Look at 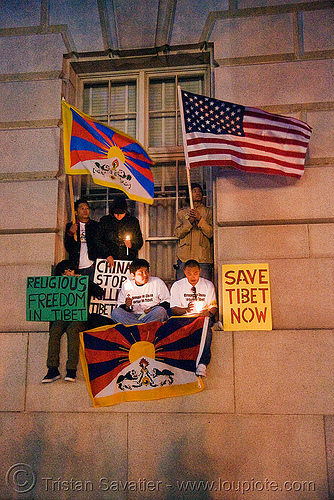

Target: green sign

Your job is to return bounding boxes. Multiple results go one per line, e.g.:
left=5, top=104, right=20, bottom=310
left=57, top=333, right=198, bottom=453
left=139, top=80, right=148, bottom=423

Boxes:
left=26, top=275, right=89, bottom=322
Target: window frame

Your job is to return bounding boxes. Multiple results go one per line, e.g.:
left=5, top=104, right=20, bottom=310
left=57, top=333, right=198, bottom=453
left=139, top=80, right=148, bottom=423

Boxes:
left=66, top=47, right=213, bottom=276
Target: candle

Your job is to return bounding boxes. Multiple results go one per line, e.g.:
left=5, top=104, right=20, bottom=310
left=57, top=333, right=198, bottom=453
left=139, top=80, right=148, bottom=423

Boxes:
left=125, top=234, right=131, bottom=256
left=194, top=301, right=203, bottom=314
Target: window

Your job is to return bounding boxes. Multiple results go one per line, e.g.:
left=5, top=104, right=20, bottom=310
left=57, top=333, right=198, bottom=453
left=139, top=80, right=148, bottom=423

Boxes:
left=149, top=76, right=204, bottom=148
left=73, top=47, right=213, bottom=285
left=83, top=81, right=137, bottom=136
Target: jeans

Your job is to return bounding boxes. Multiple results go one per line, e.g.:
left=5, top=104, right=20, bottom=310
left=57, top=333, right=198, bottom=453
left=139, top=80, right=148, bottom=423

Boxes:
left=111, top=305, right=168, bottom=325
left=46, top=320, right=87, bottom=370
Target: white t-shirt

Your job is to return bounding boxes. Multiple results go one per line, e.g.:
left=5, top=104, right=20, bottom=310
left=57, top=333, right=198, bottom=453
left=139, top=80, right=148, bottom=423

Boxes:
left=170, top=277, right=217, bottom=314
left=79, top=221, right=94, bottom=269
left=117, top=276, right=170, bottom=314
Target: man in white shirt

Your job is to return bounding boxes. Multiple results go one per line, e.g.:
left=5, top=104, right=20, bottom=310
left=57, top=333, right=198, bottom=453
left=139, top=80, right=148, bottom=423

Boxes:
left=111, top=259, right=170, bottom=324
left=170, top=259, right=217, bottom=377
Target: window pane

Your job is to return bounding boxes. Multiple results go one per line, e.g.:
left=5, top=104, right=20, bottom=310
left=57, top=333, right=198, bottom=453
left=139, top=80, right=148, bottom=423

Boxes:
left=151, top=161, right=177, bottom=195
left=149, top=240, right=178, bottom=286
left=110, top=82, right=136, bottom=115
left=177, top=114, right=183, bottom=146
left=149, top=81, right=162, bottom=111
left=149, top=78, right=176, bottom=147
left=178, top=162, right=205, bottom=192
left=128, top=84, right=136, bottom=113
left=84, top=81, right=136, bottom=125
left=83, top=83, right=109, bottom=117
left=110, top=118, right=136, bottom=135
left=149, top=75, right=204, bottom=149
left=149, top=197, right=176, bottom=238
left=164, top=80, right=175, bottom=110
left=178, top=76, right=204, bottom=95
left=165, top=116, right=175, bottom=146
left=127, top=119, right=136, bottom=137
left=149, top=117, right=162, bottom=147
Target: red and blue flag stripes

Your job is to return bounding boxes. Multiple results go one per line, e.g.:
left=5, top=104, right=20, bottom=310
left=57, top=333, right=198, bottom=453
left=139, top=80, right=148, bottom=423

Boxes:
left=62, top=100, right=154, bottom=204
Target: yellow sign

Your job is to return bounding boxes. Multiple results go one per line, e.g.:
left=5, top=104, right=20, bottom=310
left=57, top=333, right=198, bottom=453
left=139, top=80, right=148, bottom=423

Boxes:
left=222, top=263, right=272, bottom=331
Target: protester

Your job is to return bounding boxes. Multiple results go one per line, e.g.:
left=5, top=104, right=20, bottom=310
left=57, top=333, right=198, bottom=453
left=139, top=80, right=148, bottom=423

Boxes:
left=64, top=198, right=99, bottom=280
left=170, top=259, right=217, bottom=377
left=42, top=260, right=104, bottom=384
left=174, top=183, right=213, bottom=281
left=96, top=197, right=143, bottom=268
left=111, top=258, right=170, bottom=325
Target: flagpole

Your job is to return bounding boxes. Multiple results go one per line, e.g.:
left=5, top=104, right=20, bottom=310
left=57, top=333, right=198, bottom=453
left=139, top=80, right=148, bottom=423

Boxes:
left=68, top=175, right=77, bottom=241
left=177, top=86, right=193, bottom=209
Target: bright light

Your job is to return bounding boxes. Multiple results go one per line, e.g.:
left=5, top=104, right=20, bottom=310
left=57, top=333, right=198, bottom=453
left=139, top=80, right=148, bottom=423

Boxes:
left=124, top=279, right=134, bottom=292
left=193, top=301, right=203, bottom=314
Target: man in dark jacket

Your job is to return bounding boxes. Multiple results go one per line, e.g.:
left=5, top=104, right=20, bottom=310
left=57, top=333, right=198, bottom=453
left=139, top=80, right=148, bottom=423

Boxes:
left=96, top=197, right=143, bottom=268
left=64, top=198, right=99, bottom=279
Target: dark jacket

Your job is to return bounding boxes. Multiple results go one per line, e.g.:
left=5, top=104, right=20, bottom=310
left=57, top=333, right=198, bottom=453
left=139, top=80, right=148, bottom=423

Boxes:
left=64, top=219, right=99, bottom=267
left=96, top=212, right=143, bottom=261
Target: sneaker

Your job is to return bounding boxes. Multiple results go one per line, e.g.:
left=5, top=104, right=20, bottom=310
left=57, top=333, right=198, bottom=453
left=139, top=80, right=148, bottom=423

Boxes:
left=196, top=363, right=207, bottom=377
left=42, top=368, right=61, bottom=383
left=212, top=321, right=223, bottom=331
left=64, top=369, right=76, bottom=382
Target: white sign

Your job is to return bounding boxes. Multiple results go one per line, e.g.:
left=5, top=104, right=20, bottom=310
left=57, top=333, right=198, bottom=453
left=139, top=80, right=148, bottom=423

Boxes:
left=90, top=259, right=132, bottom=317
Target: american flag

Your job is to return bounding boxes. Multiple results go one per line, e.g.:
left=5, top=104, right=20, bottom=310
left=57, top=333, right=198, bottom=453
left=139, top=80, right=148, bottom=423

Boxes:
left=179, top=89, right=312, bottom=178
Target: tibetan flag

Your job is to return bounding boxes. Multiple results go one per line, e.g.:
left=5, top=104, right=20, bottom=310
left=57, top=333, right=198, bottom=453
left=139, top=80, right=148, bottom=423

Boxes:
left=80, top=316, right=208, bottom=407
left=178, top=88, right=312, bottom=178
left=61, top=100, right=154, bottom=204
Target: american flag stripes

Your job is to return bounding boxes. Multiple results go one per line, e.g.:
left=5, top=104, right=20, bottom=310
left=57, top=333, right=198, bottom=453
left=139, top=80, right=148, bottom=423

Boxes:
left=179, top=89, right=312, bottom=178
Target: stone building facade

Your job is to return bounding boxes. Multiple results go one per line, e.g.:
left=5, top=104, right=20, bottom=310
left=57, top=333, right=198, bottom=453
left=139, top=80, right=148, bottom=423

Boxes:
left=0, top=1, right=333, bottom=498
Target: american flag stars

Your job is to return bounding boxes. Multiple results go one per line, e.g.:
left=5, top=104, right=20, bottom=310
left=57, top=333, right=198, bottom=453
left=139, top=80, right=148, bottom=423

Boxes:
left=182, top=91, right=245, bottom=136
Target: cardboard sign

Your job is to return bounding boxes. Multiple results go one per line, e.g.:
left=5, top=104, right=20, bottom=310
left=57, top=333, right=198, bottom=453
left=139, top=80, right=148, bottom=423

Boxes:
left=26, top=275, right=89, bottom=322
left=222, top=263, right=272, bottom=331
left=89, top=259, right=132, bottom=317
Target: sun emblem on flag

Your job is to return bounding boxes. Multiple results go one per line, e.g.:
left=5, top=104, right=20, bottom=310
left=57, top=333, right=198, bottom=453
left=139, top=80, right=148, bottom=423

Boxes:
left=69, top=109, right=154, bottom=188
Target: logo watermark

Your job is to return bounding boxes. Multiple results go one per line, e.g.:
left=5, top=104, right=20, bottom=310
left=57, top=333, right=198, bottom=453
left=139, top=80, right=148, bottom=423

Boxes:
left=6, top=463, right=36, bottom=493
left=4, top=467, right=316, bottom=496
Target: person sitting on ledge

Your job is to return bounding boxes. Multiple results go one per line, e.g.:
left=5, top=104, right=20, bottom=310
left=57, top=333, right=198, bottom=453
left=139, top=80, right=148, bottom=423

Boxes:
left=111, top=258, right=170, bottom=325
left=170, top=259, right=217, bottom=378
left=42, top=260, right=104, bottom=384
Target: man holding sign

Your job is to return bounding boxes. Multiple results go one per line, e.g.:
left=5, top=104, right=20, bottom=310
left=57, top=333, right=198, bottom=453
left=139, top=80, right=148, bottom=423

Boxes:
left=41, top=260, right=104, bottom=384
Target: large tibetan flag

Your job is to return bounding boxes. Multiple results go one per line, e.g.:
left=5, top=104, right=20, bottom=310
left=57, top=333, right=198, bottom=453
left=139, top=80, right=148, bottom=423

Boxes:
left=61, top=100, right=154, bottom=204
left=80, top=316, right=208, bottom=407
left=178, top=88, right=312, bottom=178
